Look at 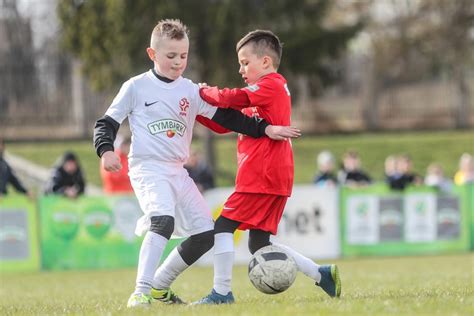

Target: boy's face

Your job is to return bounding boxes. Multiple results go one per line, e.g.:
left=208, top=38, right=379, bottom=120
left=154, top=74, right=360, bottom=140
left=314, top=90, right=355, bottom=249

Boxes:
left=147, top=37, right=189, bottom=80
left=237, top=44, right=273, bottom=85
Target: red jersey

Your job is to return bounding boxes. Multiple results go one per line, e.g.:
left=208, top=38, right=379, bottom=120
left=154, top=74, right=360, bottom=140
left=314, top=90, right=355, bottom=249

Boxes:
left=199, top=72, right=294, bottom=196
left=100, top=150, right=134, bottom=194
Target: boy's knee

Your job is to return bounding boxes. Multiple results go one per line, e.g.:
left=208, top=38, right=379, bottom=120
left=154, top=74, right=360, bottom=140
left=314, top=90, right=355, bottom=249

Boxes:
left=149, top=215, right=174, bottom=239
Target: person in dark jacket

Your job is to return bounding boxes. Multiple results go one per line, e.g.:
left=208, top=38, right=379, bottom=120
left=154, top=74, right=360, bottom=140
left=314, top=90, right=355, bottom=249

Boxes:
left=184, top=149, right=215, bottom=193
left=337, top=151, right=372, bottom=187
left=0, top=139, right=31, bottom=197
left=45, top=151, right=85, bottom=198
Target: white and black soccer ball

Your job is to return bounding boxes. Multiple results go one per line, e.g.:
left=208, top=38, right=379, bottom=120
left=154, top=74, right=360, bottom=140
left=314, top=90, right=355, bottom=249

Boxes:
left=248, top=245, right=297, bottom=294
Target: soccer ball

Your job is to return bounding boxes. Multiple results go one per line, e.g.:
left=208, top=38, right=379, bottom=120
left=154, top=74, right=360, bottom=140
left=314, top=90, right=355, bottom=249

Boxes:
left=248, top=245, right=297, bottom=294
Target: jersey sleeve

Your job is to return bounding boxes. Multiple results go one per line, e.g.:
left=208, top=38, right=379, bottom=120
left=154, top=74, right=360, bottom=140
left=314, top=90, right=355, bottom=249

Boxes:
left=241, top=78, right=276, bottom=108
left=199, top=86, right=251, bottom=110
left=196, top=94, right=218, bottom=119
left=105, top=80, right=135, bottom=123
left=196, top=115, right=231, bottom=134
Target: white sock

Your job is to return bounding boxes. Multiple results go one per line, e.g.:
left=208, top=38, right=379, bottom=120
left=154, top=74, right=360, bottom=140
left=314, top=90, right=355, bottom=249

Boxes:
left=152, top=247, right=189, bottom=290
left=135, top=231, right=168, bottom=295
left=213, top=233, right=234, bottom=295
left=273, top=242, right=322, bottom=283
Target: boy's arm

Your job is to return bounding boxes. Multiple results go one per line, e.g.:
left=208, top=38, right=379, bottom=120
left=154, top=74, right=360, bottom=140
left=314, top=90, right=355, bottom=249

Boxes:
left=94, top=115, right=123, bottom=172
left=209, top=108, right=269, bottom=137
left=199, top=87, right=251, bottom=110
left=94, top=115, right=120, bottom=157
left=196, top=115, right=232, bottom=134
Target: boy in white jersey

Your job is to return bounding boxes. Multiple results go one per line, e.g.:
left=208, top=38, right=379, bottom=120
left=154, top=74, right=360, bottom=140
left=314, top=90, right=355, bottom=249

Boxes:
left=93, top=19, right=300, bottom=308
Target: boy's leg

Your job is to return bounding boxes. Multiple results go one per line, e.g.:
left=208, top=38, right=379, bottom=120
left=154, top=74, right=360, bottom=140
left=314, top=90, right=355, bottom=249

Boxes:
left=213, top=216, right=240, bottom=296
left=152, top=171, right=215, bottom=303
left=247, top=229, right=340, bottom=298
left=270, top=242, right=321, bottom=282
left=271, top=242, right=341, bottom=298
left=152, top=229, right=214, bottom=293
left=128, top=215, right=174, bottom=307
left=248, top=229, right=272, bottom=254
left=192, top=215, right=240, bottom=304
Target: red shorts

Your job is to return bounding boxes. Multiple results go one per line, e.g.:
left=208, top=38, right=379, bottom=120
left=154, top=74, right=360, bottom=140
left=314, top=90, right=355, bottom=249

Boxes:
left=221, top=192, right=288, bottom=235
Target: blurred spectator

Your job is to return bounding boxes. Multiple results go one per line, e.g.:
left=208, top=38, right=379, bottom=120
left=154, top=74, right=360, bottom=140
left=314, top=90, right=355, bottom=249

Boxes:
left=184, top=149, right=215, bottom=193
left=337, top=150, right=371, bottom=187
left=454, top=153, right=474, bottom=185
left=313, top=150, right=338, bottom=187
left=387, top=154, right=422, bottom=191
left=100, top=135, right=133, bottom=194
left=424, top=163, right=453, bottom=192
left=0, top=139, right=32, bottom=198
left=384, top=155, right=399, bottom=185
left=45, top=151, right=85, bottom=198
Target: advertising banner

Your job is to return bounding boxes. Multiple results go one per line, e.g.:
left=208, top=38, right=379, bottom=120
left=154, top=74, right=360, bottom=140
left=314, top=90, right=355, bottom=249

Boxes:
left=341, top=185, right=470, bottom=257
left=0, top=194, right=40, bottom=272
left=39, top=195, right=149, bottom=270
left=197, top=186, right=340, bottom=265
left=468, top=184, right=474, bottom=249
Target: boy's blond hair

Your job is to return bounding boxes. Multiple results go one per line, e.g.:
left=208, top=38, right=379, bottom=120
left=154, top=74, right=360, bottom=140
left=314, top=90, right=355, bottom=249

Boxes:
left=150, top=19, right=189, bottom=50
left=236, top=30, right=283, bottom=69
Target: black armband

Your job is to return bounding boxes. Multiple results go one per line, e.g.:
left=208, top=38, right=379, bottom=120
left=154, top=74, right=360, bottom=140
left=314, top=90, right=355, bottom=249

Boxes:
left=211, top=108, right=269, bottom=138
left=93, top=115, right=120, bottom=157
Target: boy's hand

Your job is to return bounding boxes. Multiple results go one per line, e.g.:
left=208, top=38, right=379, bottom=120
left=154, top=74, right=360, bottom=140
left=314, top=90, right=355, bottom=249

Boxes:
left=198, top=82, right=209, bottom=89
left=265, top=125, right=301, bottom=140
left=101, top=151, right=122, bottom=172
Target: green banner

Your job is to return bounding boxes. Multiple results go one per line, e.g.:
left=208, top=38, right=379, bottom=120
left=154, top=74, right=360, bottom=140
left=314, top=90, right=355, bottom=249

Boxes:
left=0, top=194, right=40, bottom=272
left=340, top=184, right=470, bottom=257
left=39, top=195, right=183, bottom=270
left=468, top=184, right=474, bottom=250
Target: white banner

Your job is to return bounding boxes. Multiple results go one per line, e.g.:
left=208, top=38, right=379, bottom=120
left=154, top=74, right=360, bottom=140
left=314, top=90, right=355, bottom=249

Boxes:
left=346, top=195, right=379, bottom=245
left=196, top=185, right=340, bottom=266
left=404, top=193, right=437, bottom=242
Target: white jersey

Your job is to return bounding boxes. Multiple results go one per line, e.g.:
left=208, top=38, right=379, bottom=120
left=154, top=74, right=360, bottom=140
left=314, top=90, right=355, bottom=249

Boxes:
left=105, top=70, right=217, bottom=165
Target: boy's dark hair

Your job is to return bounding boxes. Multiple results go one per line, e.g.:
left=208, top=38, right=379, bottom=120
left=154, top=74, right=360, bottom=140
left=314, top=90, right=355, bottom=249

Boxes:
left=236, top=30, right=283, bottom=69
left=151, top=19, right=189, bottom=49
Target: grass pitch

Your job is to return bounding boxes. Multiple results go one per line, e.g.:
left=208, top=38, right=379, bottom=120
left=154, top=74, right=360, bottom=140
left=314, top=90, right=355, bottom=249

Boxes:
left=1, top=253, right=472, bottom=315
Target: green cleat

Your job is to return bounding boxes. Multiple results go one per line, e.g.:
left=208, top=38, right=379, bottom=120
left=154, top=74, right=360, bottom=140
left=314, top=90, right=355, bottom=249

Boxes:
left=316, top=264, right=341, bottom=298
left=126, top=292, right=152, bottom=308
left=151, top=287, right=186, bottom=304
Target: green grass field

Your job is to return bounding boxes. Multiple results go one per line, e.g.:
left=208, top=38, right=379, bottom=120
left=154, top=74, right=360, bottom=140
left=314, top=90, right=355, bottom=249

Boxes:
left=0, top=254, right=472, bottom=315
left=5, top=130, right=474, bottom=188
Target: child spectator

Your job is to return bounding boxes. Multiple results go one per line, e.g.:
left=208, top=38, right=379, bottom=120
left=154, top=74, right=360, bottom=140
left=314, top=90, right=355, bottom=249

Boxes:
left=424, top=163, right=453, bottom=193
left=100, top=135, right=134, bottom=194
left=337, top=150, right=371, bottom=187
left=313, top=150, right=338, bottom=187
left=44, top=151, right=85, bottom=198
left=184, top=148, right=215, bottom=193
left=0, top=138, right=32, bottom=198
left=454, top=153, right=474, bottom=185
left=387, top=154, right=422, bottom=191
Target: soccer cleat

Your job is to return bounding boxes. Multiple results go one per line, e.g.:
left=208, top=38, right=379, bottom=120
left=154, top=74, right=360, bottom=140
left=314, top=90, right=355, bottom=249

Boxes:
left=316, top=264, right=341, bottom=298
left=192, top=289, right=235, bottom=305
left=126, top=292, right=152, bottom=308
left=150, top=287, right=186, bottom=304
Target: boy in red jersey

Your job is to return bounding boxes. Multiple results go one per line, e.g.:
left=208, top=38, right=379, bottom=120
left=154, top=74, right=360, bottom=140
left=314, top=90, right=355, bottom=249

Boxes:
left=194, top=30, right=341, bottom=304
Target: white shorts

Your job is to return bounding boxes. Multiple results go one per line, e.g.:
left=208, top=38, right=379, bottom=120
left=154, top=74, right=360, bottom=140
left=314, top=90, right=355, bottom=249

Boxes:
left=129, top=159, right=214, bottom=238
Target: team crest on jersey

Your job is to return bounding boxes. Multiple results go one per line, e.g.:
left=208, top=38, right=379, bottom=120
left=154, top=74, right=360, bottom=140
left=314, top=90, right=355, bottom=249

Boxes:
left=179, top=97, right=190, bottom=116
left=147, top=119, right=186, bottom=138
left=245, top=84, right=260, bottom=92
